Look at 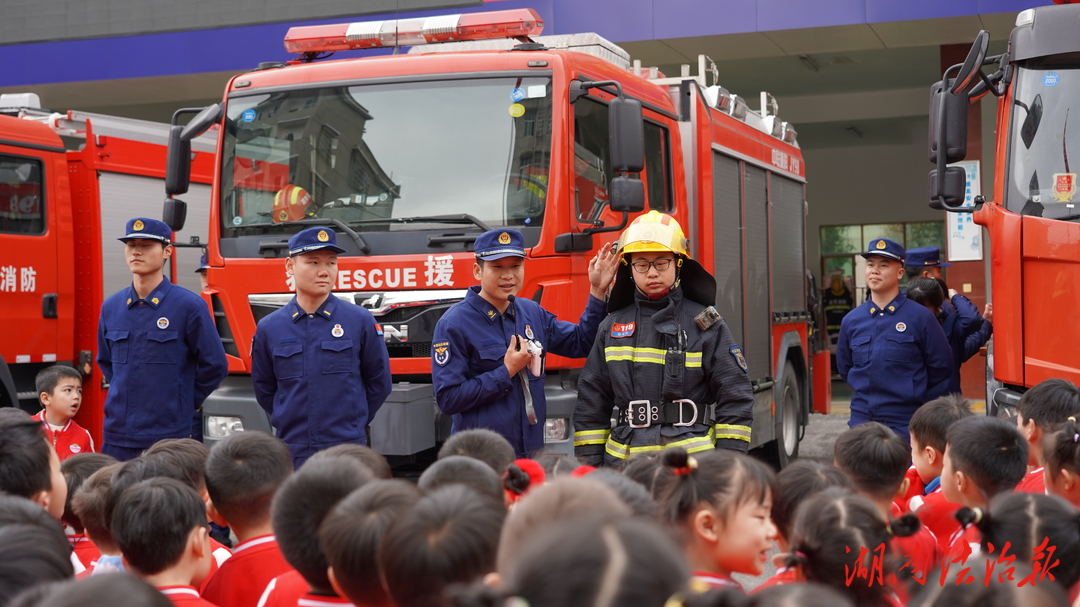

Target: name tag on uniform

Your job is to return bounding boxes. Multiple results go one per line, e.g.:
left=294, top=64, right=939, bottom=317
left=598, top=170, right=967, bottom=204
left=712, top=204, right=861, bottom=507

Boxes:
left=611, top=322, right=635, bottom=338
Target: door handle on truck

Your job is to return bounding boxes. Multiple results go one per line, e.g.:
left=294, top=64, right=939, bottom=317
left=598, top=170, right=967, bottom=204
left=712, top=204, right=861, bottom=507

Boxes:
left=42, top=294, right=58, bottom=319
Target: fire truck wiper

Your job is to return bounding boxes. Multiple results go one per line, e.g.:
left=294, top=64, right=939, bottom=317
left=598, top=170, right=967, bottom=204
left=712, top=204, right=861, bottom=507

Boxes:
left=257, top=218, right=370, bottom=255
left=348, top=214, right=493, bottom=232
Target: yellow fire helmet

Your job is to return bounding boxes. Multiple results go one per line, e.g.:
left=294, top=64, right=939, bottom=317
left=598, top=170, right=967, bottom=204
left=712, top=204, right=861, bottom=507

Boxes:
left=617, top=211, right=691, bottom=258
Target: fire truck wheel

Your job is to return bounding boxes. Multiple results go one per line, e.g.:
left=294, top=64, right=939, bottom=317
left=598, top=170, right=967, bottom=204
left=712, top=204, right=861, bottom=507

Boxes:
left=765, top=360, right=801, bottom=468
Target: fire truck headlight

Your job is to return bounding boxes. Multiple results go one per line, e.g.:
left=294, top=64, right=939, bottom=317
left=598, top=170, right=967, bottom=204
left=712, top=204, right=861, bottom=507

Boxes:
left=543, top=418, right=569, bottom=442
left=206, top=416, right=245, bottom=438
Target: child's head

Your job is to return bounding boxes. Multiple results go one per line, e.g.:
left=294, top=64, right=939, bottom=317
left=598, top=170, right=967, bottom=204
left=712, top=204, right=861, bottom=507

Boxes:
left=655, top=448, right=777, bottom=576
left=70, top=462, right=121, bottom=552
left=33, top=574, right=174, bottom=607
left=205, top=432, right=293, bottom=531
left=111, top=477, right=211, bottom=580
left=144, top=438, right=211, bottom=494
left=0, top=525, right=75, bottom=605
left=956, top=492, right=1080, bottom=590
left=622, top=454, right=664, bottom=498
left=310, top=444, right=392, bottom=479
left=534, top=453, right=583, bottom=478
left=418, top=455, right=504, bottom=504
left=380, top=485, right=506, bottom=607
left=910, top=559, right=1068, bottom=607
left=459, top=517, right=688, bottom=607
left=438, top=429, right=516, bottom=475
left=942, top=416, right=1028, bottom=507
left=271, top=455, right=374, bottom=594
left=319, top=480, right=422, bottom=607
left=35, top=366, right=83, bottom=422
left=1042, top=416, right=1080, bottom=506
left=771, top=461, right=853, bottom=548
left=587, top=469, right=657, bottom=518
left=787, top=487, right=921, bottom=607
left=0, top=412, right=66, bottom=519
left=1016, top=379, right=1080, bottom=466
left=497, top=477, right=629, bottom=573
left=833, top=422, right=910, bottom=502
left=909, top=393, right=974, bottom=484
left=60, top=453, right=117, bottom=533
left=104, top=454, right=191, bottom=529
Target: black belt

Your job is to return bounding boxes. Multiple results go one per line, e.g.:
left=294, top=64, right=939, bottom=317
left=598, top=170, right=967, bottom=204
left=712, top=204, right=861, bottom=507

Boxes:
left=621, top=399, right=699, bottom=428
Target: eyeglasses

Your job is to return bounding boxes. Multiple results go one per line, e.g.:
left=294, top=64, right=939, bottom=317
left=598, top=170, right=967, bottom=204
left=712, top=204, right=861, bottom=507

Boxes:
left=630, top=258, right=674, bottom=273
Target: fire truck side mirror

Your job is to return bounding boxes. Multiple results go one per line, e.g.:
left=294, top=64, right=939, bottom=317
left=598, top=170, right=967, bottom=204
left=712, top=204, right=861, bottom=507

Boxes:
left=951, top=31, right=989, bottom=96
left=163, top=197, right=188, bottom=232
left=928, top=80, right=968, bottom=165
left=609, top=176, right=645, bottom=213
left=166, top=125, right=192, bottom=197
left=180, top=103, right=223, bottom=142
left=927, top=166, right=967, bottom=211
left=609, top=96, right=645, bottom=173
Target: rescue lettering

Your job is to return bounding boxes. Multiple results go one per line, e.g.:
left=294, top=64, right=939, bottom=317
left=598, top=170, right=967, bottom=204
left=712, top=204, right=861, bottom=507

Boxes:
left=288, top=262, right=452, bottom=292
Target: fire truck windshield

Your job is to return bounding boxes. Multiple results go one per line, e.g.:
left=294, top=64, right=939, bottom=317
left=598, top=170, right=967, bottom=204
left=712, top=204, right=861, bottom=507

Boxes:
left=1006, top=58, right=1080, bottom=220
left=219, top=76, right=553, bottom=237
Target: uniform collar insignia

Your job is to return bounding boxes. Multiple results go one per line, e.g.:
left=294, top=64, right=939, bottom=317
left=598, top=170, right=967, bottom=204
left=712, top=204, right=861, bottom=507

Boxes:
left=465, top=286, right=500, bottom=324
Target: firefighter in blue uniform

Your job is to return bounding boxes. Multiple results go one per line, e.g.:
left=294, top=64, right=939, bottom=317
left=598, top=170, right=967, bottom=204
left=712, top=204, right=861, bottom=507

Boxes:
left=573, top=212, right=754, bottom=467
left=430, top=229, right=617, bottom=458
left=97, top=218, right=228, bottom=461
left=250, top=227, right=392, bottom=468
left=836, top=238, right=953, bottom=444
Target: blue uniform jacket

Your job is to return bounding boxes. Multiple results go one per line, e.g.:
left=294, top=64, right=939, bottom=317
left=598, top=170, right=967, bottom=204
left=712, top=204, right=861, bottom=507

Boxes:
left=836, top=294, right=953, bottom=432
left=250, top=296, right=392, bottom=461
left=940, top=295, right=993, bottom=394
left=97, top=278, right=228, bottom=448
left=431, top=287, right=606, bottom=457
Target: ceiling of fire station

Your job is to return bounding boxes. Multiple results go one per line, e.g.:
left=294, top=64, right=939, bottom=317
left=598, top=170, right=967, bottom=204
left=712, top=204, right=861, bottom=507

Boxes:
left=0, top=12, right=1016, bottom=150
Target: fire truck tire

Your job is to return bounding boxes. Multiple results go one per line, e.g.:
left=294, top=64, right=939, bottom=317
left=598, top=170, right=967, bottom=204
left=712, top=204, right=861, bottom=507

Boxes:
left=765, top=360, right=801, bottom=468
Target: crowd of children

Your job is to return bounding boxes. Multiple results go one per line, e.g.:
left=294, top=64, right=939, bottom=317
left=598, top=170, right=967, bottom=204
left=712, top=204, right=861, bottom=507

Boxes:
left=2, top=365, right=1080, bottom=607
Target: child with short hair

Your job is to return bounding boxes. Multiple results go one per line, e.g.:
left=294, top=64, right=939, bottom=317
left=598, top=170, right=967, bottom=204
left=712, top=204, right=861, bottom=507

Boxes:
left=111, top=477, right=215, bottom=607
left=0, top=524, right=75, bottom=605
left=437, top=428, right=516, bottom=475
left=786, top=487, right=918, bottom=607
left=754, top=460, right=852, bottom=593
left=33, top=365, right=94, bottom=461
left=417, top=455, right=505, bottom=504
left=1042, top=415, right=1080, bottom=507
left=60, top=453, right=117, bottom=571
left=319, top=480, right=421, bottom=607
left=33, top=573, right=174, bottom=607
left=70, top=462, right=122, bottom=575
left=906, top=394, right=973, bottom=552
left=381, top=485, right=506, bottom=607
left=309, top=444, right=392, bottom=479
left=1014, top=378, right=1080, bottom=493
left=262, top=456, right=374, bottom=607
left=201, top=432, right=296, bottom=607
left=653, top=447, right=777, bottom=592
left=0, top=411, right=68, bottom=520
left=940, top=416, right=1028, bottom=562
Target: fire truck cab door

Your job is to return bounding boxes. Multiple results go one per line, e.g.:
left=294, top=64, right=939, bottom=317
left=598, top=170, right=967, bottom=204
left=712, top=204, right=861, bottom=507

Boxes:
left=0, top=149, right=60, bottom=366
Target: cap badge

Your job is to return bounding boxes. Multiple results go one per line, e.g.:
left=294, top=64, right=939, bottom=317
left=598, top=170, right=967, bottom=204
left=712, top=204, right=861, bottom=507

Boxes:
left=896, top=322, right=907, bottom=332
left=133, top=219, right=145, bottom=231
left=332, top=324, right=344, bottom=338
left=157, top=317, right=169, bottom=329
left=875, top=240, right=886, bottom=250
left=498, top=232, right=511, bottom=244
left=525, top=325, right=535, bottom=340
left=317, top=230, right=329, bottom=242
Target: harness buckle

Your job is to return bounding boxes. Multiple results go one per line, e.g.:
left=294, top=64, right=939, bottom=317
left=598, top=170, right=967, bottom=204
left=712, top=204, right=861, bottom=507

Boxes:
left=628, top=400, right=657, bottom=428
left=672, top=399, right=698, bottom=427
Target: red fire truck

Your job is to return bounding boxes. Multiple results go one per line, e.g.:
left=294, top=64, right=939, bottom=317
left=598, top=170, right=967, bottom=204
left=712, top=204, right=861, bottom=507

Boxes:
left=166, top=8, right=830, bottom=464
left=928, top=2, right=1080, bottom=415
left=0, top=96, right=215, bottom=439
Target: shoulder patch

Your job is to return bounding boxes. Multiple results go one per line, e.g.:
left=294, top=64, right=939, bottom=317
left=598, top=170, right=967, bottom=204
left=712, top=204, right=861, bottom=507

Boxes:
left=610, top=322, right=635, bottom=338
left=375, top=322, right=384, bottom=336
left=730, top=345, right=748, bottom=373
left=433, top=341, right=450, bottom=366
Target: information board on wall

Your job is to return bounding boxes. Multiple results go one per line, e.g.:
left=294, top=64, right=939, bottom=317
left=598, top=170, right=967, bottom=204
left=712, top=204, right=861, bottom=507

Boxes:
left=947, top=160, right=983, bottom=262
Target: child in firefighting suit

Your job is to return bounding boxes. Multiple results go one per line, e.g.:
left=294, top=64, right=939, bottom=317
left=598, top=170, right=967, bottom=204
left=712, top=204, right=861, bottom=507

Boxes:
left=573, top=212, right=754, bottom=468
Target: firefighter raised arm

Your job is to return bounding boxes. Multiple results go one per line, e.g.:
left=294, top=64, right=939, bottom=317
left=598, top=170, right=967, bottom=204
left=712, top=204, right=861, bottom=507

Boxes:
left=573, top=212, right=754, bottom=468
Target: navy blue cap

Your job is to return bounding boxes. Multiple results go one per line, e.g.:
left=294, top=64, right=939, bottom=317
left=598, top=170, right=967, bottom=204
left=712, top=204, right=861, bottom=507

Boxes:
left=474, top=229, right=526, bottom=261
left=860, top=238, right=906, bottom=263
left=906, top=246, right=951, bottom=267
left=195, top=254, right=210, bottom=273
left=118, top=218, right=171, bottom=244
left=288, top=227, right=346, bottom=257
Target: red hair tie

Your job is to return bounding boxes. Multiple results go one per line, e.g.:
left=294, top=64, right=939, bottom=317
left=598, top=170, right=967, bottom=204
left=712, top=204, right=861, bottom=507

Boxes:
left=672, top=456, right=698, bottom=476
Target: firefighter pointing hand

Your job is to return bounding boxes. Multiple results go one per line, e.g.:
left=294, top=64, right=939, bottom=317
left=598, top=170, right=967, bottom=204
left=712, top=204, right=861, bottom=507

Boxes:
left=573, top=212, right=754, bottom=467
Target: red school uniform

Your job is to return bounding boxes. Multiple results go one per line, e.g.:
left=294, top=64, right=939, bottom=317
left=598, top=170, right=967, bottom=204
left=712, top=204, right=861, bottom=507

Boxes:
left=158, top=586, right=219, bottom=607
left=257, top=570, right=309, bottom=607
left=900, top=466, right=926, bottom=511
left=691, top=572, right=743, bottom=593
left=32, top=411, right=94, bottom=461
left=202, top=535, right=294, bottom=607
left=199, top=538, right=233, bottom=592
left=1015, top=467, right=1046, bottom=494
left=750, top=567, right=797, bottom=593
left=296, top=594, right=354, bottom=607
left=945, top=524, right=983, bottom=566
left=69, top=534, right=101, bottom=572
left=909, top=487, right=961, bottom=555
